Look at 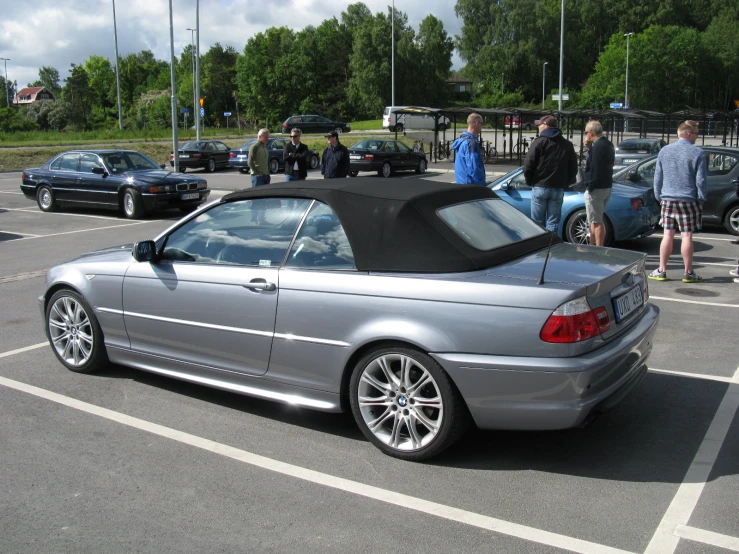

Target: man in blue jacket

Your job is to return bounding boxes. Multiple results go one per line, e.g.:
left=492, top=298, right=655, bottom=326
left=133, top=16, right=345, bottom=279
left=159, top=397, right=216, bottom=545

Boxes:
left=452, top=113, right=486, bottom=185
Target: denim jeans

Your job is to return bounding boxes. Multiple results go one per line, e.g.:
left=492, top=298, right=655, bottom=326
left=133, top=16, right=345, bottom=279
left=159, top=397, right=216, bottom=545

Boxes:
left=285, top=174, right=302, bottom=182
left=251, top=174, right=271, bottom=187
left=531, top=186, right=565, bottom=232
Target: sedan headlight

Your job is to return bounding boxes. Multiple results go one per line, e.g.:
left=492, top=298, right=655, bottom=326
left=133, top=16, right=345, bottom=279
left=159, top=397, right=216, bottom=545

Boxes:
left=198, top=181, right=207, bottom=189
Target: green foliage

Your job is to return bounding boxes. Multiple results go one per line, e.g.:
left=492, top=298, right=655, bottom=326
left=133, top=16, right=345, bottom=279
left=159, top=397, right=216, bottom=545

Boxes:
left=0, top=107, right=38, bottom=132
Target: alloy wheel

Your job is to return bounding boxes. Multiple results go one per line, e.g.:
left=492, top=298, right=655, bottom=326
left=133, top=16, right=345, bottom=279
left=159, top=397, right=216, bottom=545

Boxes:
left=124, top=192, right=134, bottom=216
left=48, top=296, right=94, bottom=367
left=39, top=188, right=52, bottom=209
left=356, top=353, right=443, bottom=452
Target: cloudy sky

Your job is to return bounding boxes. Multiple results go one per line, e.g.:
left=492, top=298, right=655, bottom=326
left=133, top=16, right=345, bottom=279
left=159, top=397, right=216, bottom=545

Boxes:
left=1, top=0, right=464, bottom=92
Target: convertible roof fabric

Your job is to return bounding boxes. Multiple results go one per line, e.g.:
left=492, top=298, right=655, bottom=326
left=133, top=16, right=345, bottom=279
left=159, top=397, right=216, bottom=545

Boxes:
left=223, top=178, right=553, bottom=272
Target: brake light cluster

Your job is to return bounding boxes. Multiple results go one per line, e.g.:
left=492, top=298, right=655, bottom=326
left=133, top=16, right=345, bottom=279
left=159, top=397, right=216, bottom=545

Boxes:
left=630, top=198, right=644, bottom=211
left=540, top=297, right=610, bottom=343
left=229, top=152, right=236, bottom=158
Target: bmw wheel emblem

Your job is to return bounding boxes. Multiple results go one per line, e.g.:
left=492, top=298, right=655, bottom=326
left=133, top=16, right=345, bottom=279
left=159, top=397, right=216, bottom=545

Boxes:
left=398, top=396, right=407, bottom=407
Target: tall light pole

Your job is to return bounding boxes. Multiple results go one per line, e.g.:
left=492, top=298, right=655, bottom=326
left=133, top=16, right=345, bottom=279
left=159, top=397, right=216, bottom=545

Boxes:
left=0, top=58, right=10, bottom=107
left=542, top=61, right=548, bottom=110
left=558, top=0, right=564, bottom=112
left=187, top=27, right=196, bottom=130
left=624, top=32, right=634, bottom=109
left=195, top=0, right=201, bottom=140
left=168, top=0, right=179, bottom=172
left=111, top=0, right=123, bottom=129
left=391, top=0, right=395, bottom=107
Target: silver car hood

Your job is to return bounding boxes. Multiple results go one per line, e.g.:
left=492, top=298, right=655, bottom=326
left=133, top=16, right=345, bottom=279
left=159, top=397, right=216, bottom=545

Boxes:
left=67, top=244, right=135, bottom=265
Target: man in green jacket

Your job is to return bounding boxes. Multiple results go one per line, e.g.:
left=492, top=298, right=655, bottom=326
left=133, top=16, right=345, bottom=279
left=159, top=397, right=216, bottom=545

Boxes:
left=248, top=128, right=270, bottom=187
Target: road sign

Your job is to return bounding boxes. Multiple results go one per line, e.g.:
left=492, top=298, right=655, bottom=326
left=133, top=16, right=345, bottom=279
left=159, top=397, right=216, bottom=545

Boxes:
left=181, top=107, right=190, bottom=114
left=200, top=107, right=205, bottom=117
left=224, top=112, right=231, bottom=117
left=552, top=94, right=570, bottom=101
left=610, top=102, right=623, bottom=109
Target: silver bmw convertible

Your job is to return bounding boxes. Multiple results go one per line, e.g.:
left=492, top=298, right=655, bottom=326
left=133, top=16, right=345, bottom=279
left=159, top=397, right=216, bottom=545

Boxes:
left=40, top=178, right=659, bottom=461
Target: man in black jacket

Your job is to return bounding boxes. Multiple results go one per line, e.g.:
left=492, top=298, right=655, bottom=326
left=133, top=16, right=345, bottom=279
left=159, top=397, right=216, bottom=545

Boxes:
left=321, top=131, right=349, bottom=179
left=582, top=120, right=615, bottom=246
left=523, top=115, right=578, bottom=232
left=284, top=127, right=308, bottom=181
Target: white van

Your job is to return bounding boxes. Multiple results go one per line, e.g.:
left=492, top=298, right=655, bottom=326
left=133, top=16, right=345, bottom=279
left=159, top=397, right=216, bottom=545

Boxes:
left=382, top=106, right=451, bottom=132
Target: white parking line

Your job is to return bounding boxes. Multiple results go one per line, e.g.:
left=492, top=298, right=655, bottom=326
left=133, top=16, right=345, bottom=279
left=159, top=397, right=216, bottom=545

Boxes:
left=652, top=234, right=737, bottom=243
left=13, top=221, right=154, bottom=241
left=644, top=367, right=739, bottom=554
left=3, top=207, right=127, bottom=220
left=674, top=525, right=739, bottom=552
left=645, top=255, right=737, bottom=268
left=0, top=372, right=636, bottom=554
left=0, top=190, right=23, bottom=194
left=0, top=342, right=48, bottom=359
left=649, top=368, right=736, bottom=384
left=650, top=296, right=739, bottom=308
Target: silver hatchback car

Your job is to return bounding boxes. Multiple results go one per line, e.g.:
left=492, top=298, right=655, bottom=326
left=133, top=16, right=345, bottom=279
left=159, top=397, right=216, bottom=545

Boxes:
left=40, top=179, right=659, bottom=460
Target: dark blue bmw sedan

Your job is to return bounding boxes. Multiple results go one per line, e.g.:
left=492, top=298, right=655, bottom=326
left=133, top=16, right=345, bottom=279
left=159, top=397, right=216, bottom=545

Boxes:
left=21, top=150, right=210, bottom=219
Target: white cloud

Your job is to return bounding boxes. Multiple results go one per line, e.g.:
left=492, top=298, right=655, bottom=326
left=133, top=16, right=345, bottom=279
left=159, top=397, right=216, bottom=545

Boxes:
left=0, top=0, right=464, bottom=90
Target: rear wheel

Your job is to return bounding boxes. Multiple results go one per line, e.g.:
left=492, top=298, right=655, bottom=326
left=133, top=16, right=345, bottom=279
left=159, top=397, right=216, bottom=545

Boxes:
left=46, top=289, right=108, bottom=373
left=269, top=158, right=279, bottom=174
left=207, top=158, right=216, bottom=172
left=180, top=166, right=187, bottom=173
left=122, top=188, right=145, bottom=219
left=349, top=171, right=359, bottom=177
left=239, top=168, right=249, bottom=174
left=395, top=123, right=404, bottom=133
left=310, top=155, right=319, bottom=169
left=37, top=185, right=58, bottom=212
left=349, top=345, right=470, bottom=461
left=564, top=209, right=613, bottom=245
left=415, top=158, right=427, bottom=174
left=380, top=162, right=392, bottom=178
left=334, top=127, right=343, bottom=135
left=724, top=204, right=739, bottom=236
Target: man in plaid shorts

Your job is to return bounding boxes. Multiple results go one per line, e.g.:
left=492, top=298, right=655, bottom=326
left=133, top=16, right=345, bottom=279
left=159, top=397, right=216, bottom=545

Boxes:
left=649, top=120, right=707, bottom=283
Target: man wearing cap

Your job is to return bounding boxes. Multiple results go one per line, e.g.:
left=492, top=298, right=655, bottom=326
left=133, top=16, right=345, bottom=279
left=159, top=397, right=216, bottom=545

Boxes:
left=523, top=115, right=578, bottom=232
left=321, top=131, right=350, bottom=179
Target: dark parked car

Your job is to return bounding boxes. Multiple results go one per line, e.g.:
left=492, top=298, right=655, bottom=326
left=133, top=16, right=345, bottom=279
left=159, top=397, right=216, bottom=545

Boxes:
left=170, top=140, right=231, bottom=172
left=228, top=138, right=320, bottom=174
left=613, top=146, right=739, bottom=235
left=21, top=150, right=210, bottom=219
left=282, top=115, right=351, bottom=135
left=39, top=178, right=658, bottom=460
left=348, top=139, right=427, bottom=178
left=613, top=138, right=667, bottom=171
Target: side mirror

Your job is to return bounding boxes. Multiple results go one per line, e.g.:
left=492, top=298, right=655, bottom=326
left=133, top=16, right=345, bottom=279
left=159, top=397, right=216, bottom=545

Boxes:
left=91, top=167, right=107, bottom=176
left=132, top=240, right=157, bottom=262
left=159, top=164, right=166, bottom=169
left=627, top=170, right=638, bottom=182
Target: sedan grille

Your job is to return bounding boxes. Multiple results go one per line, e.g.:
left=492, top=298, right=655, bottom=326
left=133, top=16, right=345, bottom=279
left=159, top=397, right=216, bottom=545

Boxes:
left=176, top=182, right=199, bottom=191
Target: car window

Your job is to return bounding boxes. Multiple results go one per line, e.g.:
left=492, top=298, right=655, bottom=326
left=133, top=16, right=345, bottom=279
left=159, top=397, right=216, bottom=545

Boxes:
left=509, top=172, right=530, bottom=190
left=215, top=142, right=229, bottom=152
left=618, top=141, right=653, bottom=153
left=181, top=141, right=204, bottom=150
left=79, top=154, right=104, bottom=173
left=315, top=116, right=328, bottom=123
left=49, top=156, right=64, bottom=170
left=205, top=142, right=216, bottom=152
left=635, top=159, right=657, bottom=181
left=437, top=199, right=546, bottom=251
left=383, top=142, right=399, bottom=153
left=240, top=140, right=256, bottom=150
left=58, top=154, right=80, bottom=172
left=272, top=140, right=286, bottom=149
left=286, top=201, right=356, bottom=270
left=352, top=141, right=367, bottom=149
left=396, top=142, right=411, bottom=153
left=101, top=152, right=160, bottom=173
left=706, top=153, right=738, bottom=176
left=161, top=199, right=313, bottom=266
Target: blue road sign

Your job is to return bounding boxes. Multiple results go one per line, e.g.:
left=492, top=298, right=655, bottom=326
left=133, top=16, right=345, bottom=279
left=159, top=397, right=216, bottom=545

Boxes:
left=610, top=102, right=623, bottom=109
left=181, top=107, right=190, bottom=114
left=200, top=107, right=205, bottom=117
left=224, top=112, right=231, bottom=117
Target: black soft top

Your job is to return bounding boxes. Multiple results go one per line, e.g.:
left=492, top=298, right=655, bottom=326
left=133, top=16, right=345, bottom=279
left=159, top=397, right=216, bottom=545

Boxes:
left=223, top=178, right=552, bottom=272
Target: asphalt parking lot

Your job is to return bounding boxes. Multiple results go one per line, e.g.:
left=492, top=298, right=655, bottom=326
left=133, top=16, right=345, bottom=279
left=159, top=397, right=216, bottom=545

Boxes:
left=1, top=167, right=738, bottom=554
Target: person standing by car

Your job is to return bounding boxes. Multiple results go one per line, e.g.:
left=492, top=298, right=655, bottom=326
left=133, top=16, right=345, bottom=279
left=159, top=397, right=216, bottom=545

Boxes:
left=321, top=131, right=350, bottom=179
left=582, top=120, right=615, bottom=246
left=523, top=115, right=578, bottom=232
left=248, top=128, right=271, bottom=187
left=451, top=113, right=486, bottom=185
left=649, top=120, right=707, bottom=283
left=284, top=128, right=308, bottom=182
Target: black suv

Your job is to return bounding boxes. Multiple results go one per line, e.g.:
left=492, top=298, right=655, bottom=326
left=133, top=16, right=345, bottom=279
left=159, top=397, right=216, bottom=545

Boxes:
left=282, top=115, right=351, bottom=135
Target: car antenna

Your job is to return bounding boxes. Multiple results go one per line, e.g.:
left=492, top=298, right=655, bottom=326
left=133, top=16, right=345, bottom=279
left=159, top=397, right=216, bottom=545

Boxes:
left=537, top=231, right=556, bottom=285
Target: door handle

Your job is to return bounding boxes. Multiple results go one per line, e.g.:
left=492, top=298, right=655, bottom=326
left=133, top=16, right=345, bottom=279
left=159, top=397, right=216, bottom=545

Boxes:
left=243, top=279, right=276, bottom=291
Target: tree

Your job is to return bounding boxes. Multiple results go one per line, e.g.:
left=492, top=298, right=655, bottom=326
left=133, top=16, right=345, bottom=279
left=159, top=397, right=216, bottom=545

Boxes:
left=31, top=66, right=62, bottom=96
left=200, top=43, right=238, bottom=126
left=63, top=63, right=92, bottom=130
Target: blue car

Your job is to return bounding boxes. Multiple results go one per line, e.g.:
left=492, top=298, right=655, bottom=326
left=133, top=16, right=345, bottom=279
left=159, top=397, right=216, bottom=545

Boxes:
left=488, top=167, right=660, bottom=245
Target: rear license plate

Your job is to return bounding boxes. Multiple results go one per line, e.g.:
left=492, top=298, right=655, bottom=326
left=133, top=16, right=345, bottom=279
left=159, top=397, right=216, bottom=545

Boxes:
left=623, top=159, right=638, bottom=164
left=350, top=155, right=362, bottom=160
left=237, top=155, right=246, bottom=159
left=179, top=154, right=189, bottom=159
left=613, top=284, right=644, bottom=322
left=181, top=192, right=199, bottom=200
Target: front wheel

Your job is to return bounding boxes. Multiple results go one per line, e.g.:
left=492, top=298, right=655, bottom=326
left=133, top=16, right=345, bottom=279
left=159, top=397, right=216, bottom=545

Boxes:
left=37, top=185, right=58, bottom=212
left=415, top=158, right=427, bottom=174
left=349, top=170, right=359, bottom=177
left=724, top=204, right=739, bottom=236
left=334, top=127, right=343, bottom=135
left=349, top=345, right=470, bottom=461
left=380, top=162, right=392, bottom=178
left=269, top=158, right=279, bottom=174
left=122, top=188, right=145, bottom=219
left=46, top=290, right=108, bottom=373
left=239, top=168, right=249, bottom=174
left=310, top=155, right=319, bottom=169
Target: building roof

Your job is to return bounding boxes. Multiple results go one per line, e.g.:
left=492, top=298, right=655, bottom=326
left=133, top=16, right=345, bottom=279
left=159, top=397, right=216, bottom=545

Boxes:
left=447, top=72, right=473, bottom=84
left=14, top=86, right=56, bottom=103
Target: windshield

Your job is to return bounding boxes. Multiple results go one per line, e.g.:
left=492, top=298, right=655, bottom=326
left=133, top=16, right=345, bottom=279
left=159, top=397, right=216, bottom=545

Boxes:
left=101, top=152, right=160, bottom=173
left=618, top=141, right=655, bottom=153
left=181, top=141, right=206, bottom=150
left=239, top=140, right=257, bottom=150
left=437, top=199, right=546, bottom=251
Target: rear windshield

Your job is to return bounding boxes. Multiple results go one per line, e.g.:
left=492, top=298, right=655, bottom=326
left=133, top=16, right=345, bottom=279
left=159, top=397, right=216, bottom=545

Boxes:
left=437, top=199, right=546, bottom=251
left=618, top=141, right=654, bottom=152
left=239, top=140, right=257, bottom=150
left=181, top=141, right=206, bottom=150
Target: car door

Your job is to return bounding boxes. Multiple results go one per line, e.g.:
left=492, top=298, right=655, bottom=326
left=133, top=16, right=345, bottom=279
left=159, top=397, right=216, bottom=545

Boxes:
left=122, top=197, right=311, bottom=376
left=270, top=140, right=287, bottom=169
left=50, top=153, right=81, bottom=204
left=314, top=116, right=331, bottom=133
left=76, top=153, right=118, bottom=207
left=703, top=151, right=739, bottom=221
left=395, top=141, right=414, bottom=168
left=492, top=171, right=533, bottom=215
left=214, top=141, right=230, bottom=167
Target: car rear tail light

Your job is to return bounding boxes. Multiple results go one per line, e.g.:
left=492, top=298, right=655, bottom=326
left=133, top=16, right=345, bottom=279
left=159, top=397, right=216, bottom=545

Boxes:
left=229, top=152, right=236, bottom=158
left=540, top=297, right=610, bottom=343
left=169, top=154, right=174, bottom=160
left=283, top=123, right=288, bottom=129
left=365, top=155, right=374, bottom=161
left=193, top=154, right=202, bottom=159
left=630, top=198, right=644, bottom=210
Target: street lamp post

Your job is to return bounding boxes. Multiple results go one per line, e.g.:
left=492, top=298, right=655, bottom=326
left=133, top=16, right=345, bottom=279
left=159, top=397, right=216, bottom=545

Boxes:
left=0, top=58, right=10, bottom=107
left=624, top=32, right=634, bottom=109
left=168, top=0, right=179, bottom=172
left=542, top=61, right=548, bottom=109
left=391, top=0, right=395, bottom=108
left=187, top=27, right=196, bottom=131
left=195, top=0, right=201, bottom=140
left=558, top=0, right=564, bottom=112
left=111, top=0, right=123, bottom=129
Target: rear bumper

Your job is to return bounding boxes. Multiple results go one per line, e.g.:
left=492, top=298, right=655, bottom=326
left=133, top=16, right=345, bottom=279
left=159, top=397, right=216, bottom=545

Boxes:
left=432, top=303, right=660, bottom=430
left=228, top=159, right=250, bottom=170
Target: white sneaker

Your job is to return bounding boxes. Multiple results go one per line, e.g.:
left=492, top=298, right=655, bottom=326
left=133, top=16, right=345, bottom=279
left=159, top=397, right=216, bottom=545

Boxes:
left=730, top=268, right=739, bottom=277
